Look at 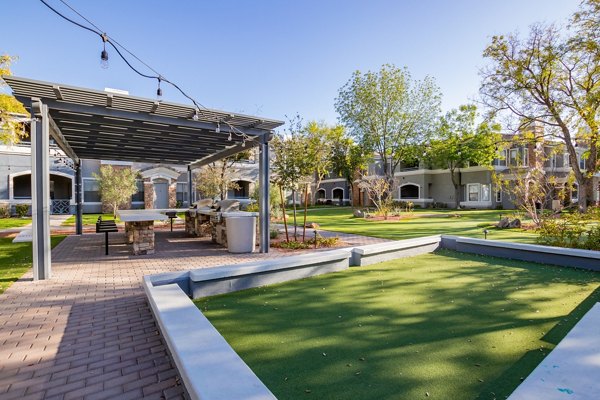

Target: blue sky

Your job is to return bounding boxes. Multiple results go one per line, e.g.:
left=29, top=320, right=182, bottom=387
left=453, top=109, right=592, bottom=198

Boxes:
left=1, top=0, right=579, bottom=125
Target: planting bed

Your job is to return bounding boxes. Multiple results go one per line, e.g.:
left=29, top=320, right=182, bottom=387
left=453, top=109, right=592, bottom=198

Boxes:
left=196, top=250, right=600, bottom=400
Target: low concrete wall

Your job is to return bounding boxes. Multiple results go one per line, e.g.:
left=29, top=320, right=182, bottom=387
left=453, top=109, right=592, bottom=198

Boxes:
left=508, top=302, right=600, bottom=400
left=351, top=235, right=441, bottom=266
left=442, top=236, right=600, bottom=271
left=190, top=249, right=351, bottom=299
left=143, top=279, right=276, bottom=400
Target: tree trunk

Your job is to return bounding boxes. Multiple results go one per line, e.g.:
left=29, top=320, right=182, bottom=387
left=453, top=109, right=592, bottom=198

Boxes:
left=292, top=189, right=298, bottom=241
left=279, top=185, right=289, bottom=242
left=302, top=185, right=309, bottom=242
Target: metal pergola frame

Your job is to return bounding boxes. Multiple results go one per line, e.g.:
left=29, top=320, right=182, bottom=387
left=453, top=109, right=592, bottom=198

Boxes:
left=4, top=76, right=283, bottom=280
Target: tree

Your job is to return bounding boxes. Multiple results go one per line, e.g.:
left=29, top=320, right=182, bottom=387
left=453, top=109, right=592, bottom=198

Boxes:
left=480, top=1, right=600, bottom=211
left=426, top=105, right=501, bottom=208
left=0, top=54, right=28, bottom=145
left=335, top=64, right=442, bottom=193
left=493, top=131, right=567, bottom=226
left=304, top=121, right=340, bottom=204
left=93, top=165, right=138, bottom=218
left=357, top=175, right=393, bottom=219
left=271, top=115, right=313, bottom=241
left=330, top=132, right=371, bottom=207
left=194, top=150, right=252, bottom=200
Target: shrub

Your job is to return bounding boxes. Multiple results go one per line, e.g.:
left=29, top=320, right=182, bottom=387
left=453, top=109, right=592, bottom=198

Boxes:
left=583, top=225, right=600, bottom=251
left=15, top=204, right=29, bottom=218
left=176, top=200, right=183, bottom=208
left=246, top=203, right=259, bottom=212
left=272, top=240, right=310, bottom=250
left=270, top=229, right=279, bottom=239
left=0, top=206, right=9, bottom=218
left=307, top=236, right=340, bottom=248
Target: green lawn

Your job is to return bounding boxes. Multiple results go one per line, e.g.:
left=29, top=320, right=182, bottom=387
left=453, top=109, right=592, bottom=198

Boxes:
left=0, top=235, right=66, bottom=294
left=61, top=213, right=121, bottom=226
left=0, top=218, right=32, bottom=230
left=287, top=207, right=536, bottom=243
left=197, top=250, right=600, bottom=400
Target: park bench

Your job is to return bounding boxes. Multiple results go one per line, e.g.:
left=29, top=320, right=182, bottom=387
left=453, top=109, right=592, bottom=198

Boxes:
left=96, top=216, right=118, bottom=255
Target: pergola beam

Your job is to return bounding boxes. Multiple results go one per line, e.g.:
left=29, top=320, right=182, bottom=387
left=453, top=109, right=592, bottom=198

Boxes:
left=17, top=97, right=270, bottom=138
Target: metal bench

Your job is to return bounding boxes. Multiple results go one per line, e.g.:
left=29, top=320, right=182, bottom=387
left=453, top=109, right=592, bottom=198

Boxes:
left=96, top=217, right=118, bottom=255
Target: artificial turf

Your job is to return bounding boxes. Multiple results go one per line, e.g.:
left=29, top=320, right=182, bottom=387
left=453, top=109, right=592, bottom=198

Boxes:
left=291, top=207, right=538, bottom=243
left=0, top=235, right=66, bottom=294
left=196, top=250, right=600, bottom=400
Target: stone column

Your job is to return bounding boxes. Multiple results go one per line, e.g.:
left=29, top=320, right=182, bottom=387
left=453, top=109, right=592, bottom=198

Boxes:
left=168, top=182, right=177, bottom=208
left=144, top=181, right=154, bottom=209
left=130, top=221, right=155, bottom=255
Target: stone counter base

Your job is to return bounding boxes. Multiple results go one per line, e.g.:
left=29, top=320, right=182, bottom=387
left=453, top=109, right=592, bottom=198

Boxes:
left=125, top=221, right=155, bottom=255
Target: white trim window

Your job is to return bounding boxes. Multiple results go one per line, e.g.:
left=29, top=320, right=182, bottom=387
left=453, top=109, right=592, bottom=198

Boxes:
left=481, top=184, right=491, bottom=202
left=571, top=183, right=579, bottom=202
left=579, top=155, right=586, bottom=170
left=467, top=184, right=480, bottom=201
left=466, top=183, right=491, bottom=202
left=493, top=150, right=507, bottom=167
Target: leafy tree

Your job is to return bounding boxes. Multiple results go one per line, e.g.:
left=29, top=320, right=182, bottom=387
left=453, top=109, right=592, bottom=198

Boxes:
left=330, top=132, right=371, bottom=207
left=271, top=115, right=312, bottom=241
left=493, top=131, right=567, bottom=227
left=194, top=150, right=252, bottom=200
left=93, top=165, right=138, bottom=218
left=426, top=105, right=501, bottom=208
left=304, top=121, right=340, bottom=204
left=480, top=1, right=600, bottom=211
left=336, top=64, right=442, bottom=193
left=0, top=54, right=28, bottom=145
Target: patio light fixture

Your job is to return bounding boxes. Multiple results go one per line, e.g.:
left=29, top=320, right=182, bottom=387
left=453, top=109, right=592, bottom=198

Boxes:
left=100, top=33, right=109, bottom=69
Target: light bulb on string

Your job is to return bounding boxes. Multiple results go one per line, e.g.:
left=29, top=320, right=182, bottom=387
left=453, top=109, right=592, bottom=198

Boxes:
left=215, top=121, right=221, bottom=133
left=100, top=33, right=109, bottom=69
left=156, top=78, right=162, bottom=98
left=228, top=132, right=232, bottom=141
left=192, top=109, right=199, bottom=121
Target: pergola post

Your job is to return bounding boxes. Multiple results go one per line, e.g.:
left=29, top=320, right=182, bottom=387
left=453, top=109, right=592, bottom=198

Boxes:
left=187, top=165, right=193, bottom=206
left=75, top=161, right=83, bottom=235
left=258, top=135, right=270, bottom=253
left=31, top=100, right=51, bottom=280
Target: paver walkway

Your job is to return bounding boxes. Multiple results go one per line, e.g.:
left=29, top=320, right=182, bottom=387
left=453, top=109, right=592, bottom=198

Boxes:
left=0, top=228, right=387, bottom=399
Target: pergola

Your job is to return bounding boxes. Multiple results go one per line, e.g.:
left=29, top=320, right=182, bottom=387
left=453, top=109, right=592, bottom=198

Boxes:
left=3, top=76, right=284, bottom=280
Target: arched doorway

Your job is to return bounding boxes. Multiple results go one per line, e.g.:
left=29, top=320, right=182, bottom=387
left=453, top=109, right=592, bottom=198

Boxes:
left=11, top=171, right=74, bottom=214
left=399, top=184, right=420, bottom=199
left=316, top=188, right=326, bottom=204
left=332, top=188, right=344, bottom=204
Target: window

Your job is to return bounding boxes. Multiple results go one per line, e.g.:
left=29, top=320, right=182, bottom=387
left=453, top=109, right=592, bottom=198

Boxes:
left=131, top=179, right=144, bottom=202
left=176, top=182, right=188, bottom=202
left=467, top=184, right=480, bottom=201
left=509, top=149, right=519, bottom=166
left=579, top=155, right=586, bottom=170
left=493, top=150, right=507, bottom=167
left=571, top=183, right=579, bottom=202
left=83, top=179, right=100, bottom=202
left=495, top=189, right=502, bottom=203
left=563, top=153, right=570, bottom=168
left=481, top=184, right=491, bottom=202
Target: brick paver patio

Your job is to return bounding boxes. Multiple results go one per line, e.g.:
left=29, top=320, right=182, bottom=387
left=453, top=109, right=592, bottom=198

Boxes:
left=0, top=229, right=387, bottom=399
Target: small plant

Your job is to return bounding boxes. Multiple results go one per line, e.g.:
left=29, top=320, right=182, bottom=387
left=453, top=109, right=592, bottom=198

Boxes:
left=270, top=229, right=279, bottom=239
left=405, top=201, right=414, bottom=213
left=307, top=236, right=340, bottom=248
left=272, top=240, right=310, bottom=250
left=0, top=206, right=9, bottom=218
left=583, top=225, right=600, bottom=251
left=246, top=202, right=259, bottom=212
left=15, top=204, right=29, bottom=218
left=176, top=200, right=183, bottom=208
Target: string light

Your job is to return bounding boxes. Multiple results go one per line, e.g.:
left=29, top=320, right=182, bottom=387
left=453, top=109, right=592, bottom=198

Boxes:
left=228, top=132, right=232, bottom=141
left=100, top=33, right=109, bottom=69
left=39, top=0, right=256, bottom=147
left=156, top=78, right=162, bottom=98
